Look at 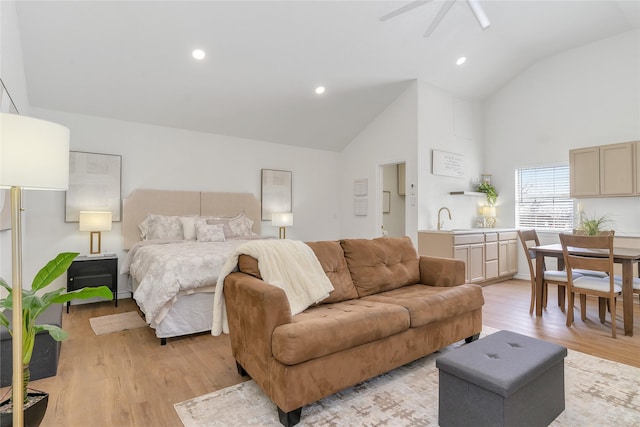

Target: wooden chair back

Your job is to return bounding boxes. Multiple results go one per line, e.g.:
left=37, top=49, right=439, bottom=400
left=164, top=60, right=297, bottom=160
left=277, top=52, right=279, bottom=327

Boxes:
left=559, top=232, right=615, bottom=281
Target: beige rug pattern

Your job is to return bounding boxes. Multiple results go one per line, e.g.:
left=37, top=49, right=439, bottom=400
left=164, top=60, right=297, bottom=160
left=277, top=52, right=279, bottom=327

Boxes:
left=89, top=311, right=147, bottom=335
left=175, top=328, right=640, bottom=426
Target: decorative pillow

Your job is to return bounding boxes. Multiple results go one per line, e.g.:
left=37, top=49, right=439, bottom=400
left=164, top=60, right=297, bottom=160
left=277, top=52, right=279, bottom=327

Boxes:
left=138, top=216, right=150, bottom=240
left=145, top=214, right=184, bottom=240
left=207, top=211, right=254, bottom=238
left=196, top=223, right=226, bottom=243
left=228, top=214, right=254, bottom=237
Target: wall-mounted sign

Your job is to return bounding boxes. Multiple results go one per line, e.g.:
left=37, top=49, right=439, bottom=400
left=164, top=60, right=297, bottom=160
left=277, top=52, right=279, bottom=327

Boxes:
left=432, top=149, right=464, bottom=178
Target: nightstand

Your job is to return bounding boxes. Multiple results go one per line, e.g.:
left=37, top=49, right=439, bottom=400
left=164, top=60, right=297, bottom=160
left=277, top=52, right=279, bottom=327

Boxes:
left=66, top=254, right=118, bottom=313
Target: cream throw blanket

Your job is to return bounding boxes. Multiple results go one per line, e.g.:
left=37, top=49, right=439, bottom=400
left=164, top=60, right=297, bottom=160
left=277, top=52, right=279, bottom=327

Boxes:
left=211, top=239, right=334, bottom=336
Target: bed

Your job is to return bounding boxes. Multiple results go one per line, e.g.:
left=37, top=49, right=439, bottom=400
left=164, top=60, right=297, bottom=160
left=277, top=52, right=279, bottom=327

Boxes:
left=120, top=189, right=266, bottom=344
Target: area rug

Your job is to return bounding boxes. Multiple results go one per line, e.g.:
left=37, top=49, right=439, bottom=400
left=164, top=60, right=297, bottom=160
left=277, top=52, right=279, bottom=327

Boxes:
left=89, top=311, right=147, bottom=335
left=175, top=327, right=640, bottom=426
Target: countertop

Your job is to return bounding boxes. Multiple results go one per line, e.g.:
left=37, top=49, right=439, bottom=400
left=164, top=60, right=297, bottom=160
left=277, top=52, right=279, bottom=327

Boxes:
left=419, top=228, right=517, bottom=234
left=419, top=229, right=640, bottom=238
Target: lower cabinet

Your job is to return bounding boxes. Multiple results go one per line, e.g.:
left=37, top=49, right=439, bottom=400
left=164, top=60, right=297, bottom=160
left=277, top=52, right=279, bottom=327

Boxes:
left=485, top=233, right=499, bottom=281
left=454, top=243, right=485, bottom=283
left=418, top=230, right=517, bottom=284
left=498, top=232, right=519, bottom=277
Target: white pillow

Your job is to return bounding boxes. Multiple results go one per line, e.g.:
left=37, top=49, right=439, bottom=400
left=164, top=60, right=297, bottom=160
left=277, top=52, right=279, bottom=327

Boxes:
left=180, top=216, right=201, bottom=241
left=196, top=223, right=226, bottom=242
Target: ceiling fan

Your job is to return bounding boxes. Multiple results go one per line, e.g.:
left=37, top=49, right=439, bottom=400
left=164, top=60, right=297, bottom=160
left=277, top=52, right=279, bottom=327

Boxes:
left=380, top=0, right=491, bottom=37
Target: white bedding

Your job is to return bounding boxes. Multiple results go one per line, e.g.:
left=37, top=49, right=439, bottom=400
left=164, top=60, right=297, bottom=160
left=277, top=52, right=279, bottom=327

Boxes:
left=212, top=239, right=334, bottom=336
left=121, top=239, right=250, bottom=328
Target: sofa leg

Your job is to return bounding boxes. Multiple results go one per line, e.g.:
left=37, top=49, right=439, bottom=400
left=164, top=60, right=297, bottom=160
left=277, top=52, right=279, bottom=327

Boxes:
left=236, top=361, right=250, bottom=378
left=465, top=333, right=480, bottom=343
left=277, top=407, right=302, bottom=427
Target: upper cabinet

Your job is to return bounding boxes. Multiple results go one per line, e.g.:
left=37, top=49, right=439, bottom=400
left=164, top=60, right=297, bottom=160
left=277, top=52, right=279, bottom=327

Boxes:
left=637, top=141, right=640, bottom=195
left=570, top=146, right=600, bottom=197
left=570, top=141, right=638, bottom=198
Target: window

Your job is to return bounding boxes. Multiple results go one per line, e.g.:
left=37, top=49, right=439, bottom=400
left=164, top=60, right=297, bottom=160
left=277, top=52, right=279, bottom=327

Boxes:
left=515, top=165, right=573, bottom=230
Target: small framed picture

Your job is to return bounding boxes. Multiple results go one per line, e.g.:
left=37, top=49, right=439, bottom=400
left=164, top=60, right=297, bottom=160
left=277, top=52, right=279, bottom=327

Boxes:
left=383, top=191, right=391, bottom=214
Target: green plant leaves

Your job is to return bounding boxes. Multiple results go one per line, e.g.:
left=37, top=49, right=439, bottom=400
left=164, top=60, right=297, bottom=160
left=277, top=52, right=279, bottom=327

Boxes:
left=31, top=252, right=79, bottom=292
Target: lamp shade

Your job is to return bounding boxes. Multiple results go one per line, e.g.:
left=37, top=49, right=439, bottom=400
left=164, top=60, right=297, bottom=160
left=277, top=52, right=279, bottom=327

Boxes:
left=482, top=206, right=496, bottom=217
left=79, top=211, right=112, bottom=231
left=1, top=113, right=70, bottom=190
left=271, top=212, right=293, bottom=227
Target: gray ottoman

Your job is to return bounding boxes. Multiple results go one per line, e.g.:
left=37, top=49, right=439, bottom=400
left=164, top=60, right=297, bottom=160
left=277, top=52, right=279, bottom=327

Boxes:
left=436, top=330, right=567, bottom=427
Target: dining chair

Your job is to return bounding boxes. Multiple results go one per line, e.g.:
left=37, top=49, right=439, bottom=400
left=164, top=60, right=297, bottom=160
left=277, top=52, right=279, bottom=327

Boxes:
left=569, top=229, right=613, bottom=278
left=517, top=229, right=582, bottom=314
left=559, top=232, right=621, bottom=338
left=613, top=275, right=640, bottom=304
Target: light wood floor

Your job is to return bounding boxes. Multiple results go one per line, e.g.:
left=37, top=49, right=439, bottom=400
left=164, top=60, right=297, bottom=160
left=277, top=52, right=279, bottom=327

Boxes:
left=2, top=279, right=639, bottom=426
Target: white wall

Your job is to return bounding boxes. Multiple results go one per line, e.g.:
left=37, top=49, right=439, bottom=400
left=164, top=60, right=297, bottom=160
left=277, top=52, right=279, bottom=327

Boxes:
left=0, top=0, right=29, bottom=111
left=485, top=29, right=640, bottom=276
left=339, top=81, right=419, bottom=241
left=2, top=107, right=342, bottom=297
left=1, top=0, right=34, bottom=294
left=417, top=83, right=485, bottom=231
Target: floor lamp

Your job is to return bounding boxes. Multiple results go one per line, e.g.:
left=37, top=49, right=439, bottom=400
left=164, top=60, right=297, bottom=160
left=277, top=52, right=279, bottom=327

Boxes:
left=0, top=112, right=70, bottom=425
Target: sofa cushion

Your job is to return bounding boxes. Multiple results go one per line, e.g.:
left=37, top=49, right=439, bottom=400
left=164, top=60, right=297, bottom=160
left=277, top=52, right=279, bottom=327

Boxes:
left=272, top=300, right=410, bottom=365
left=340, top=236, right=420, bottom=297
left=305, top=241, right=358, bottom=303
left=238, top=241, right=358, bottom=304
left=362, top=283, right=484, bottom=328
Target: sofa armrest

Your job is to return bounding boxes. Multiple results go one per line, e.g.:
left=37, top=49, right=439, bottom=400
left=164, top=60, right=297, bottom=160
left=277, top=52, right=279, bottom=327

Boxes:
left=419, top=256, right=466, bottom=287
left=223, top=272, right=293, bottom=368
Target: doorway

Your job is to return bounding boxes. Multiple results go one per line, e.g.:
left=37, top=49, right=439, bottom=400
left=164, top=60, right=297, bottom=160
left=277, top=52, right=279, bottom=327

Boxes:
left=381, top=162, right=406, bottom=237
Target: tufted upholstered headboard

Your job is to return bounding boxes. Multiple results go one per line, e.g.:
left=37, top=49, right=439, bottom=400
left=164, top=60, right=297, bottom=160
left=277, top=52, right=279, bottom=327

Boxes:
left=121, top=189, right=261, bottom=250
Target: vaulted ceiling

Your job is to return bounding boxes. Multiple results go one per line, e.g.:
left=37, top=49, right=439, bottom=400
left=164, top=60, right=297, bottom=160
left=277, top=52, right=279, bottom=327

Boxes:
left=14, top=1, right=640, bottom=151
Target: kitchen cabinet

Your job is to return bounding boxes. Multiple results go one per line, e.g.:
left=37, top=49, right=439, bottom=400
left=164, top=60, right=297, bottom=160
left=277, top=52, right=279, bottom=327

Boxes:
left=570, top=141, right=637, bottom=197
left=570, top=147, right=600, bottom=197
left=636, top=141, right=640, bottom=195
left=453, top=236, right=485, bottom=283
left=418, top=229, right=517, bottom=284
left=484, top=232, right=499, bottom=280
left=498, top=232, right=518, bottom=277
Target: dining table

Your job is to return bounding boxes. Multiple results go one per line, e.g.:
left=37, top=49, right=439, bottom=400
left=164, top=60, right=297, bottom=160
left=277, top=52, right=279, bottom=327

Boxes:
left=531, top=243, right=640, bottom=336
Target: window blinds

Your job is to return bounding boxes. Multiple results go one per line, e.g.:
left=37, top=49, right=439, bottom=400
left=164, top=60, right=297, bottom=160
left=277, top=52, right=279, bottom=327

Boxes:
left=515, top=165, right=573, bottom=230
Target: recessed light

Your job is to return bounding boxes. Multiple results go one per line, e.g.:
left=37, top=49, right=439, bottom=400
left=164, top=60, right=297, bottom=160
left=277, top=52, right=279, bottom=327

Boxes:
left=456, top=57, right=467, bottom=66
left=315, top=86, right=326, bottom=95
left=192, top=49, right=205, bottom=60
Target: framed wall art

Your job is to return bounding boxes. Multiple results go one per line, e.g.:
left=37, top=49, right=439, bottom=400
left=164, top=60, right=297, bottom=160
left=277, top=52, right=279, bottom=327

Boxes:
left=0, top=189, right=10, bottom=231
left=261, top=169, right=292, bottom=221
left=383, top=191, right=391, bottom=214
left=66, top=151, right=122, bottom=222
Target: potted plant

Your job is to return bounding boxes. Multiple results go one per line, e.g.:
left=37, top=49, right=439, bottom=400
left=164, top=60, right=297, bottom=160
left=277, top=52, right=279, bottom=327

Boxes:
left=0, top=252, right=113, bottom=427
left=477, top=181, right=498, bottom=206
left=577, top=213, right=614, bottom=236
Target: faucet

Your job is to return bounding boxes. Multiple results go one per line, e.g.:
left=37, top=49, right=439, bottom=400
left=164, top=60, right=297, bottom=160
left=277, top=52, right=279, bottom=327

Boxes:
left=437, top=207, right=452, bottom=231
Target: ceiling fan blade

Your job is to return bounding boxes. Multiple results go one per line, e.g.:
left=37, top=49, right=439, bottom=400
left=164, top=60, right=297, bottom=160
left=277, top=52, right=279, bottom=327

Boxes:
left=467, top=0, right=491, bottom=29
left=379, top=0, right=432, bottom=21
left=423, top=0, right=456, bottom=37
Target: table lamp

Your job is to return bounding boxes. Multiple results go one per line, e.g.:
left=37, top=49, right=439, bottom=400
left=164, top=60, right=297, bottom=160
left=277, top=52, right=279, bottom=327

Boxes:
left=79, top=211, right=112, bottom=255
left=1, top=112, right=70, bottom=424
left=482, top=206, right=496, bottom=228
left=272, top=212, right=293, bottom=239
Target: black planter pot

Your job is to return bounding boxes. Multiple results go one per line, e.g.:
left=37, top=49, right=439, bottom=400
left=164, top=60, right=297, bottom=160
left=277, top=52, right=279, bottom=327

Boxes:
left=0, top=390, right=49, bottom=427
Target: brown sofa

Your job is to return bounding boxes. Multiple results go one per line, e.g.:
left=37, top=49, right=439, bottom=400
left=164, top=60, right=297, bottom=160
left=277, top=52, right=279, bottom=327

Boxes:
left=223, top=236, right=484, bottom=426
